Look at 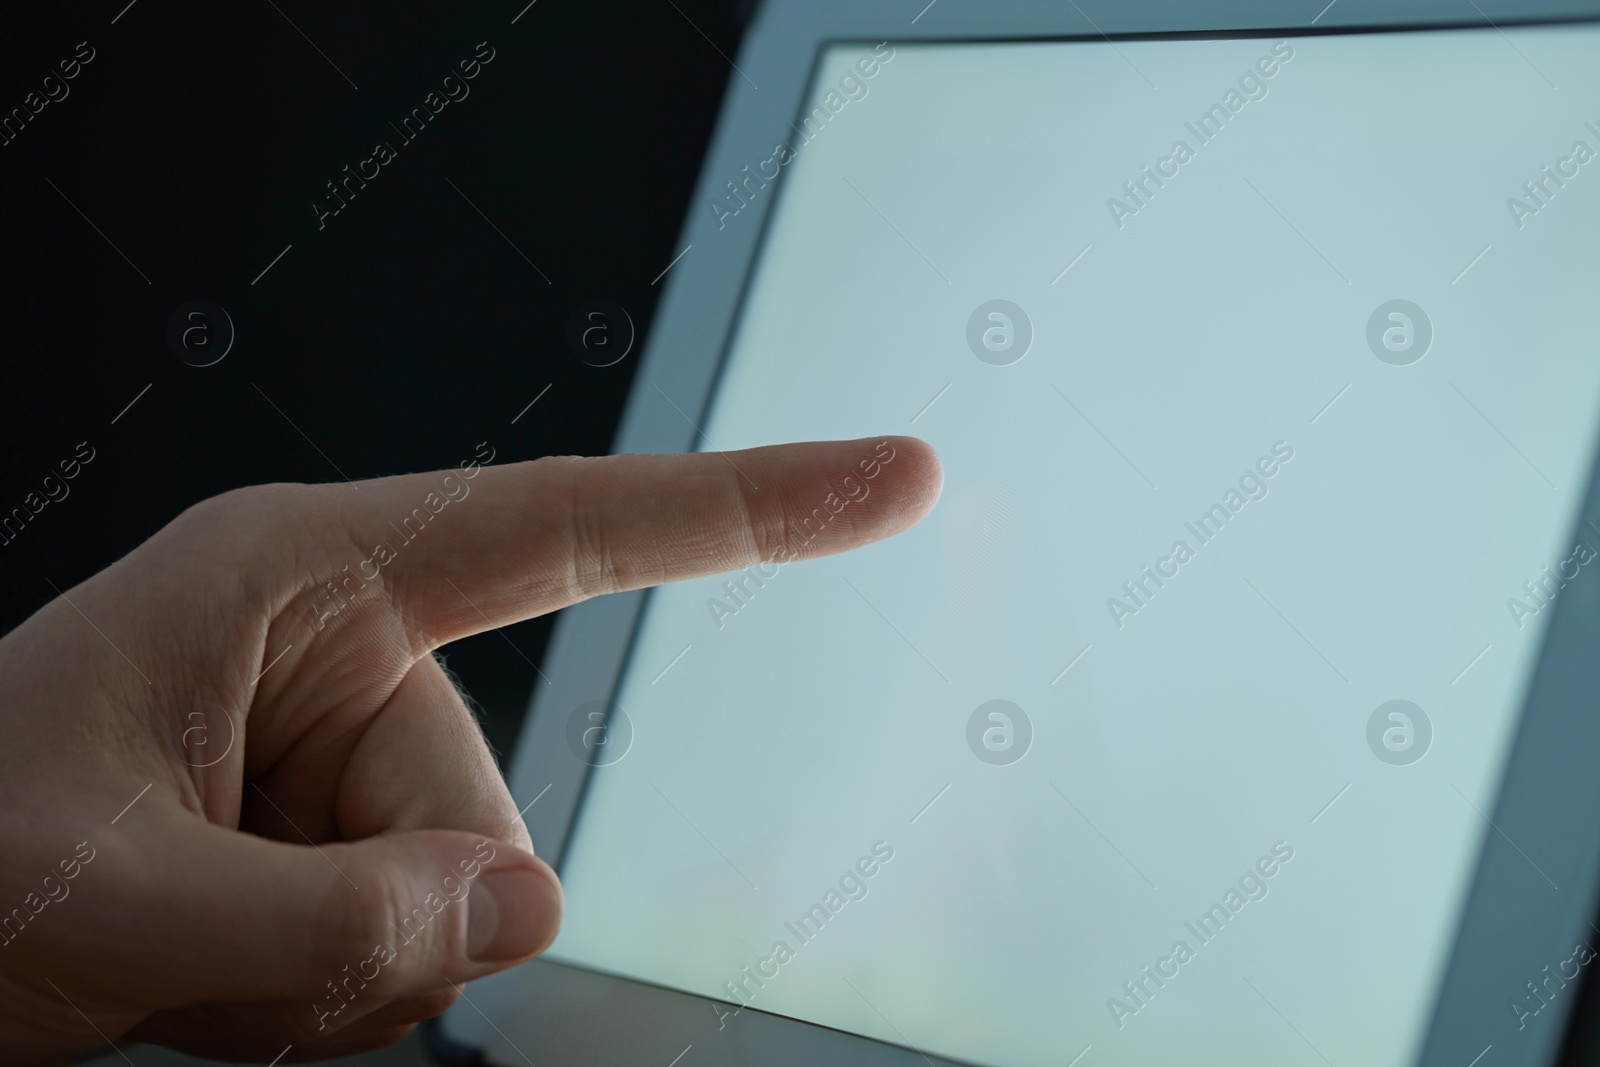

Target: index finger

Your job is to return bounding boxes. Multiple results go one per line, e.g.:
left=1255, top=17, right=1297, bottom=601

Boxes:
left=342, top=436, right=942, bottom=647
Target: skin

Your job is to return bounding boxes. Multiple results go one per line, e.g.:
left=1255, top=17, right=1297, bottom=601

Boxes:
left=0, top=436, right=943, bottom=1064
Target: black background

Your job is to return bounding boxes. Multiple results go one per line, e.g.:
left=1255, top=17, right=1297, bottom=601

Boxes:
left=0, top=0, right=750, bottom=764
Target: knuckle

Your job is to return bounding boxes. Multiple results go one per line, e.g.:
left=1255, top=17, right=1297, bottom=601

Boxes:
left=313, top=852, right=472, bottom=1006
left=313, top=864, right=413, bottom=990
left=157, top=483, right=328, bottom=574
left=736, top=475, right=789, bottom=562
left=171, top=483, right=294, bottom=531
left=548, top=456, right=622, bottom=601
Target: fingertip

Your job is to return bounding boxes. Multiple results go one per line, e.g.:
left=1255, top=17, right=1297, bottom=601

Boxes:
left=833, top=435, right=941, bottom=544
left=878, top=435, right=944, bottom=526
left=528, top=852, right=565, bottom=955
left=756, top=435, right=944, bottom=563
left=467, top=849, right=563, bottom=964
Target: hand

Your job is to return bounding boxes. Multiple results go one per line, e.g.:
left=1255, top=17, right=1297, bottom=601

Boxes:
left=0, top=437, right=941, bottom=1064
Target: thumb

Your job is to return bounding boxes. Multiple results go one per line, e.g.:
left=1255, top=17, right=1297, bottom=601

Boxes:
left=75, top=815, right=560, bottom=1022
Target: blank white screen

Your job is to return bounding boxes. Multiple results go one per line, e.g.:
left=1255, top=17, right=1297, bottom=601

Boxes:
left=551, top=26, right=1600, bottom=1067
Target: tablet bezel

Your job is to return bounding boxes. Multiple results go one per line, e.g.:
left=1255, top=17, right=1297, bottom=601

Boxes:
left=437, top=3, right=1600, bottom=1065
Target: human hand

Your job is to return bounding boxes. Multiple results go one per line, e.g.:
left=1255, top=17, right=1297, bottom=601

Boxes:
left=0, top=437, right=941, bottom=1064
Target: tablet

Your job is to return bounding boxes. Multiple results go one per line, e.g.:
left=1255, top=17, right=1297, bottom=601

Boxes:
left=437, top=3, right=1600, bottom=1065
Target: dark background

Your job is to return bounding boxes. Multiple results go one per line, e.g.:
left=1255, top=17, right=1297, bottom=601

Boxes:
left=0, top=0, right=750, bottom=765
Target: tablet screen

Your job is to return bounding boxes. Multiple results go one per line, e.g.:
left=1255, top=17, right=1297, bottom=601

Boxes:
left=549, top=25, right=1600, bottom=1067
